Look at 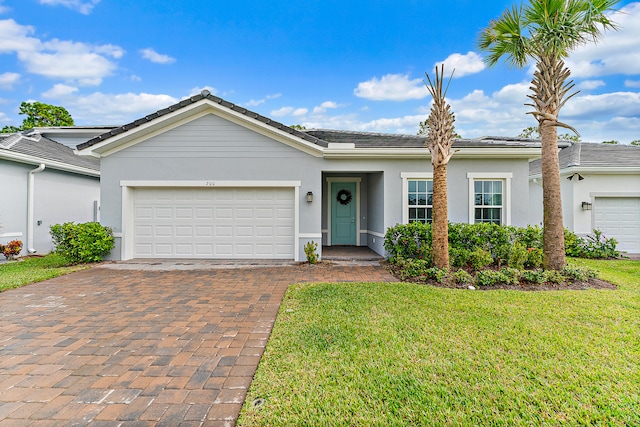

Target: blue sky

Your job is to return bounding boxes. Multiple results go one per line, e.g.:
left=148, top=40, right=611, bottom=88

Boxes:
left=1, top=0, right=639, bottom=143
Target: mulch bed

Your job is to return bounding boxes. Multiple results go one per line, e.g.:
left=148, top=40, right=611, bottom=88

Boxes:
left=385, top=264, right=617, bottom=291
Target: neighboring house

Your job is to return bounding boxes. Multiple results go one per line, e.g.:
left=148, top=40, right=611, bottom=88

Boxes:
left=529, top=143, right=640, bottom=254
left=24, top=126, right=116, bottom=149
left=77, top=90, right=545, bottom=262
left=0, top=131, right=101, bottom=256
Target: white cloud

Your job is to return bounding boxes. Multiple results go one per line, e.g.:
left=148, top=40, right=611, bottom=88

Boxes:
left=271, top=107, right=294, bottom=117
left=139, top=48, right=175, bottom=64
left=41, top=83, right=78, bottom=98
left=625, top=79, right=640, bottom=88
left=566, top=2, right=640, bottom=78
left=38, top=0, right=100, bottom=15
left=435, top=51, right=485, bottom=78
left=354, top=73, right=428, bottom=101
left=0, top=72, right=19, bottom=89
left=245, top=93, right=281, bottom=107
left=313, top=100, right=341, bottom=113
left=0, top=19, right=123, bottom=85
left=64, top=92, right=179, bottom=124
left=577, top=80, right=606, bottom=90
left=0, top=0, right=10, bottom=14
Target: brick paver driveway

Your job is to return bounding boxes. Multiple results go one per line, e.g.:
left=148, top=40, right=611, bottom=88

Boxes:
left=0, top=262, right=396, bottom=426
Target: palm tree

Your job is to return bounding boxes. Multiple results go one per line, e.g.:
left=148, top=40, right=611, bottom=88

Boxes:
left=424, top=65, right=457, bottom=270
left=479, top=0, right=619, bottom=270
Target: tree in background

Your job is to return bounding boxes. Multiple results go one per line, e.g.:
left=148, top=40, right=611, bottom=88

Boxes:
left=479, top=0, right=619, bottom=270
left=1, top=102, right=74, bottom=133
left=631, top=140, right=640, bottom=146
left=423, top=65, right=457, bottom=270
left=519, top=125, right=580, bottom=142
left=601, top=140, right=619, bottom=144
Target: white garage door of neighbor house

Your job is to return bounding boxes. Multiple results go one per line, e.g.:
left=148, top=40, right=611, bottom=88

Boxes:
left=594, top=197, right=640, bottom=254
left=133, top=187, right=295, bottom=258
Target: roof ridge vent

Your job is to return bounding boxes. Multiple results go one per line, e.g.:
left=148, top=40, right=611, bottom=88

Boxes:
left=201, top=89, right=211, bottom=97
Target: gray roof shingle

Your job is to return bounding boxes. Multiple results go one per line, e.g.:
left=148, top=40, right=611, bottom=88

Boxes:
left=0, top=133, right=100, bottom=173
left=77, top=91, right=556, bottom=152
left=529, top=142, right=640, bottom=176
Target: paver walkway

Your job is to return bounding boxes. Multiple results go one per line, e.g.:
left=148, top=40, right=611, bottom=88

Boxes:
left=0, top=262, right=396, bottom=426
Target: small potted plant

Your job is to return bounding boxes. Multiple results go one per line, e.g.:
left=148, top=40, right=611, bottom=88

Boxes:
left=3, top=240, right=22, bottom=260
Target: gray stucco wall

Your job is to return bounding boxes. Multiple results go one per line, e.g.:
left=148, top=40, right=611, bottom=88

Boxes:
left=0, top=159, right=100, bottom=255
left=98, top=113, right=534, bottom=260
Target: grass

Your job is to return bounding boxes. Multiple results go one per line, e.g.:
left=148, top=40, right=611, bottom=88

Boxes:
left=0, top=253, right=89, bottom=292
left=238, top=259, right=640, bottom=426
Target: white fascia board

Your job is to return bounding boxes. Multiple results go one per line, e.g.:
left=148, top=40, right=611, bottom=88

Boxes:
left=0, top=150, right=100, bottom=177
left=79, top=99, right=324, bottom=158
left=530, top=166, right=640, bottom=181
left=323, top=147, right=541, bottom=159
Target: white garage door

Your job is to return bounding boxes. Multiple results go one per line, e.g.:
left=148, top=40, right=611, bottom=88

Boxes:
left=594, top=197, right=640, bottom=254
left=133, top=187, right=295, bottom=258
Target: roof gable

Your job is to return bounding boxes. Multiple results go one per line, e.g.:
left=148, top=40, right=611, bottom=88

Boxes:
left=76, top=90, right=326, bottom=158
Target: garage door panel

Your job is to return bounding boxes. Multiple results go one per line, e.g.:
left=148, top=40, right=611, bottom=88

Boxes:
left=594, top=197, right=640, bottom=254
left=133, top=187, right=295, bottom=258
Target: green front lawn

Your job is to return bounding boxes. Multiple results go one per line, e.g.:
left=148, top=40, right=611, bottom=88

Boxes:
left=238, top=259, right=640, bottom=426
left=0, top=254, right=89, bottom=292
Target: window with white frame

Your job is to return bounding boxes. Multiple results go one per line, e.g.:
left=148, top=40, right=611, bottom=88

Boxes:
left=467, top=173, right=512, bottom=225
left=474, top=180, right=503, bottom=224
left=401, top=173, right=433, bottom=224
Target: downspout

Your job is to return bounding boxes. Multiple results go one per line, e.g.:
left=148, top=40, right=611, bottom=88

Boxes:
left=27, top=163, right=45, bottom=253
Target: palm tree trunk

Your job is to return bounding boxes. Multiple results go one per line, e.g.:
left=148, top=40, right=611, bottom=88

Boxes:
left=540, top=120, right=566, bottom=270
left=432, top=163, right=449, bottom=269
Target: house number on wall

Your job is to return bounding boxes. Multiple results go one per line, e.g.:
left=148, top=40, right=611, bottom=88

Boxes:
left=205, top=181, right=216, bottom=186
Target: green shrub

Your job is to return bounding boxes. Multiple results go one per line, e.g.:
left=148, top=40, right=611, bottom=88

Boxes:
left=394, top=258, right=432, bottom=281
left=50, top=222, right=114, bottom=263
left=525, top=248, right=544, bottom=269
left=475, top=269, right=521, bottom=287
left=564, top=229, right=584, bottom=257
left=507, top=242, right=528, bottom=270
left=520, top=269, right=546, bottom=284
left=475, top=270, right=504, bottom=287
left=384, top=222, right=432, bottom=262
left=581, top=229, right=620, bottom=259
left=469, top=248, right=493, bottom=270
left=449, top=247, right=470, bottom=268
left=452, top=269, right=473, bottom=284
left=561, top=266, right=598, bottom=282
left=425, top=267, right=447, bottom=283
left=544, top=269, right=566, bottom=284
left=304, top=241, right=319, bottom=264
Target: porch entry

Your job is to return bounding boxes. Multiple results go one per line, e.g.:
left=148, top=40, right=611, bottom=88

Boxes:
left=330, top=181, right=357, bottom=245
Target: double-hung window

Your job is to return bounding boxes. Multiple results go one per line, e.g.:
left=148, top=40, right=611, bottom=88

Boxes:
left=467, top=173, right=512, bottom=225
left=401, top=173, right=433, bottom=224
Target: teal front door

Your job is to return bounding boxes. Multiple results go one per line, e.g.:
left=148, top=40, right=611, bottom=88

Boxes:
left=331, top=181, right=357, bottom=245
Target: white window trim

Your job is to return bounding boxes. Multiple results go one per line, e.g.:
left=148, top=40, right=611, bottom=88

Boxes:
left=467, top=173, right=512, bottom=225
left=401, top=172, right=433, bottom=224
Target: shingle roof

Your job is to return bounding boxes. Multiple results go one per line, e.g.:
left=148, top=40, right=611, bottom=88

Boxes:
left=0, top=133, right=100, bottom=173
left=529, top=142, right=640, bottom=176
left=77, top=91, right=557, bottom=152
left=77, top=90, right=327, bottom=150
left=304, top=129, right=549, bottom=149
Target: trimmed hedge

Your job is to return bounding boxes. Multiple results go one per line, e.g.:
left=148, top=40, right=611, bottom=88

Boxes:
left=50, top=222, right=114, bottom=263
left=385, top=222, right=619, bottom=266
